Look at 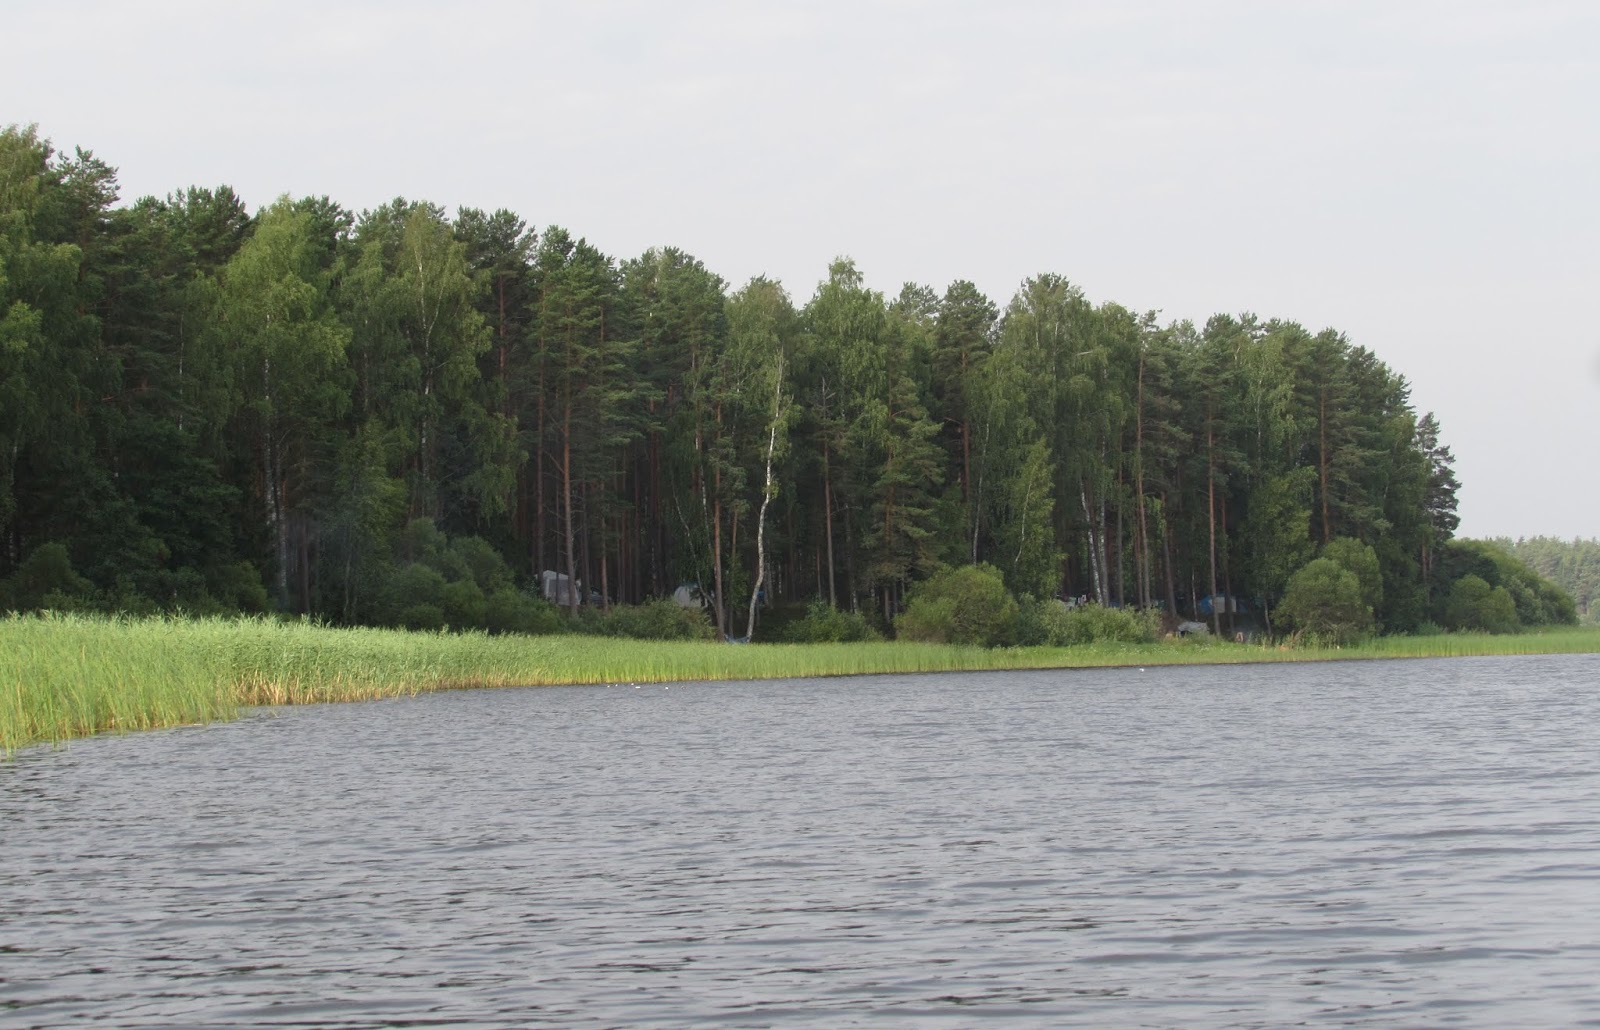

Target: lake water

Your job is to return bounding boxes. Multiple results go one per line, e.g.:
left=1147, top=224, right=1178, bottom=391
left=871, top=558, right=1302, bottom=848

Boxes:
left=3, top=655, right=1599, bottom=1027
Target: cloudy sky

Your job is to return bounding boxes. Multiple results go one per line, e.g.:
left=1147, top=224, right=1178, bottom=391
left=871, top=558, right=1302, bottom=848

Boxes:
left=10, top=0, right=1597, bottom=539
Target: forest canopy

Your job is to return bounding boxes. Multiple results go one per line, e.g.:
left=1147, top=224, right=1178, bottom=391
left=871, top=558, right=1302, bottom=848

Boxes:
left=0, top=124, right=1575, bottom=641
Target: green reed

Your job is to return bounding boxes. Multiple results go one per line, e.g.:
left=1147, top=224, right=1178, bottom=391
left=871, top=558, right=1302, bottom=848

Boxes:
left=4, top=613, right=1597, bottom=754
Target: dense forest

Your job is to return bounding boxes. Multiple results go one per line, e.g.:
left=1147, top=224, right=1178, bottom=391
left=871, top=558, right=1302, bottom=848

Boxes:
left=0, top=124, right=1576, bottom=641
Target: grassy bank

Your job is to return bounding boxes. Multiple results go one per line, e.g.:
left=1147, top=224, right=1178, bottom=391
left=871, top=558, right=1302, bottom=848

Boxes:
left=5, top=613, right=1598, bottom=754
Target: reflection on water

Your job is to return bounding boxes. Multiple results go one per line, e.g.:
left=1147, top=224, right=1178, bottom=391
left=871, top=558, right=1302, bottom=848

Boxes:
left=3, top=655, right=1599, bottom=1027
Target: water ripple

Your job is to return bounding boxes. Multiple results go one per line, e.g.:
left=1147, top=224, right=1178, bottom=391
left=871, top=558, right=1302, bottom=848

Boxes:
left=3, top=654, right=1600, bottom=1026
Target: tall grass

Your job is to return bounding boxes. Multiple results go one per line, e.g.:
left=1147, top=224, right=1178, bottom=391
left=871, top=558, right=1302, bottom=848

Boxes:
left=4, top=613, right=1598, bottom=754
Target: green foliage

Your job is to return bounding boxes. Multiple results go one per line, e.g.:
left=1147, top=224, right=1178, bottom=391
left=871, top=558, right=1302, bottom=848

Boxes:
left=570, top=598, right=716, bottom=641
left=995, top=438, right=1062, bottom=599
left=1443, top=574, right=1519, bottom=634
left=1374, top=536, right=1426, bottom=634
left=1435, top=539, right=1577, bottom=628
left=782, top=600, right=883, bottom=643
left=440, top=579, right=487, bottom=630
left=0, top=123, right=1487, bottom=646
left=398, top=603, right=446, bottom=632
left=1016, top=597, right=1158, bottom=646
left=204, top=562, right=272, bottom=614
left=1280, top=557, right=1372, bottom=644
left=1320, top=537, right=1383, bottom=615
left=896, top=563, right=1018, bottom=647
left=0, top=542, right=95, bottom=611
left=1493, top=536, right=1595, bottom=624
left=366, top=519, right=537, bottom=634
left=483, top=588, right=562, bottom=636
left=1240, top=469, right=1315, bottom=623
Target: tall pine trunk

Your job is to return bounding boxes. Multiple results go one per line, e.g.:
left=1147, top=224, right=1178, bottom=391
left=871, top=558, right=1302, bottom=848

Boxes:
left=562, top=405, right=578, bottom=616
left=1207, top=416, right=1221, bottom=637
left=1135, top=347, right=1151, bottom=608
left=823, top=446, right=836, bottom=608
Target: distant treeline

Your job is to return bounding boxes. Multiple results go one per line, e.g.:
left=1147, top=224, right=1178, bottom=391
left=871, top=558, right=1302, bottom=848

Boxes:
left=1494, top=538, right=1600, bottom=625
left=0, top=124, right=1576, bottom=639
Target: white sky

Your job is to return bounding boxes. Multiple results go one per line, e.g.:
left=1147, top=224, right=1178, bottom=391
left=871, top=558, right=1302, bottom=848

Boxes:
left=10, top=0, right=1597, bottom=539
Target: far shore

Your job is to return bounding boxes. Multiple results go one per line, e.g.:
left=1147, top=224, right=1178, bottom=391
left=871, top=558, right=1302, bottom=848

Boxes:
left=4, top=614, right=1597, bottom=755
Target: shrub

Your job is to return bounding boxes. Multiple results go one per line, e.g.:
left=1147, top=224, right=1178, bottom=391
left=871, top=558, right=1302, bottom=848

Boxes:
left=376, top=564, right=448, bottom=627
left=896, top=564, right=1018, bottom=647
left=1443, top=574, right=1519, bottom=634
left=451, top=535, right=515, bottom=594
left=398, top=603, right=446, bottom=632
left=1321, top=537, right=1383, bottom=615
left=1280, top=557, right=1372, bottom=644
left=0, top=543, right=95, bottom=612
left=1433, top=539, right=1577, bottom=628
left=1013, top=595, right=1055, bottom=646
left=782, top=600, right=883, bottom=643
left=1016, top=596, right=1157, bottom=646
left=572, top=598, right=716, bottom=641
left=483, top=588, right=562, bottom=636
left=209, top=561, right=271, bottom=614
left=1060, top=603, right=1159, bottom=645
left=440, top=579, right=487, bottom=631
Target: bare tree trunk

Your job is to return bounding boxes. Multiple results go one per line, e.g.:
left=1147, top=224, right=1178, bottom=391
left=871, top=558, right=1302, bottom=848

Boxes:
left=882, top=444, right=896, bottom=625
left=1080, top=482, right=1104, bottom=603
left=712, top=490, right=727, bottom=639
left=745, top=368, right=783, bottom=641
left=971, top=411, right=991, bottom=565
left=581, top=481, right=594, bottom=610
left=269, top=435, right=288, bottom=610
left=1114, top=477, right=1125, bottom=608
left=599, top=509, right=611, bottom=612
left=1135, top=348, right=1151, bottom=608
left=1319, top=386, right=1332, bottom=544
left=1221, top=491, right=1234, bottom=637
left=823, top=447, right=837, bottom=608
left=298, top=518, right=311, bottom=615
left=262, top=355, right=291, bottom=611
left=651, top=431, right=664, bottom=597
left=535, top=365, right=546, bottom=578
left=843, top=504, right=859, bottom=612
left=1207, top=418, right=1221, bottom=638
left=1162, top=492, right=1179, bottom=619
left=562, top=407, right=578, bottom=617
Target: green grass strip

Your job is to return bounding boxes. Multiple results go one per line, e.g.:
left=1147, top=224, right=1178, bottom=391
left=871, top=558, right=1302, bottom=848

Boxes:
left=4, top=613, right=1598, bottom=755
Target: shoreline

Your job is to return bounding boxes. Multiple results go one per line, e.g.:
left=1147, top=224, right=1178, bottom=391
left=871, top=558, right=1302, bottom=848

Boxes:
left=5, top=614, right=1597, bottom=755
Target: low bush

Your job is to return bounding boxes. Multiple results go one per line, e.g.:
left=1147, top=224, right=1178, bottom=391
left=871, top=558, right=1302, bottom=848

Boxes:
left=1443, top=574, right=1519, bottom=634
left=0, top=543, right=95, bottom=612
left=781, top=600, right=883, bottom=643
left=1281, top=557, right=1373, bottom=644
left=484, top=588, right=563, bottom=636
left=571, top=598, right=717, bottom=641
left=398, top=603, right=446, bottom=632
left=896, top=564, right=1018, bottom=647
left=1017, top=597, right=1159, bottom=646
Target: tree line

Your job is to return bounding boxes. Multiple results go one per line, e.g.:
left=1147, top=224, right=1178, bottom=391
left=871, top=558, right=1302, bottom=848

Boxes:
left=0, top=124, right=1574, bottom=639
left=1495, top=538, right=1599, bottom=625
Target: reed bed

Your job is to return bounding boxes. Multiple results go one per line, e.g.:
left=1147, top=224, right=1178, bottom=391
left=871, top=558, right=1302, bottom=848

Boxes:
left=4, top=613, right=1597, bottom=754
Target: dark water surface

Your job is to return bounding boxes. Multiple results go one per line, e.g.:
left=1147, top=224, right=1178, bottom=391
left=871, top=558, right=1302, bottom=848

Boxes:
left=4, top=655, right=1599, bottom=1027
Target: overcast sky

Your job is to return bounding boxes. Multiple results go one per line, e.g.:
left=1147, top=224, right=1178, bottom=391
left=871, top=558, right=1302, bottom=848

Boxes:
left=10, top=0, right=1597, bottom=539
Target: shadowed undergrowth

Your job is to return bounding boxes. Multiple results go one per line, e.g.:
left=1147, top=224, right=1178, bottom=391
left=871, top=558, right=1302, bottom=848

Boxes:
left=5, top=613, right=1598, bottom=754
